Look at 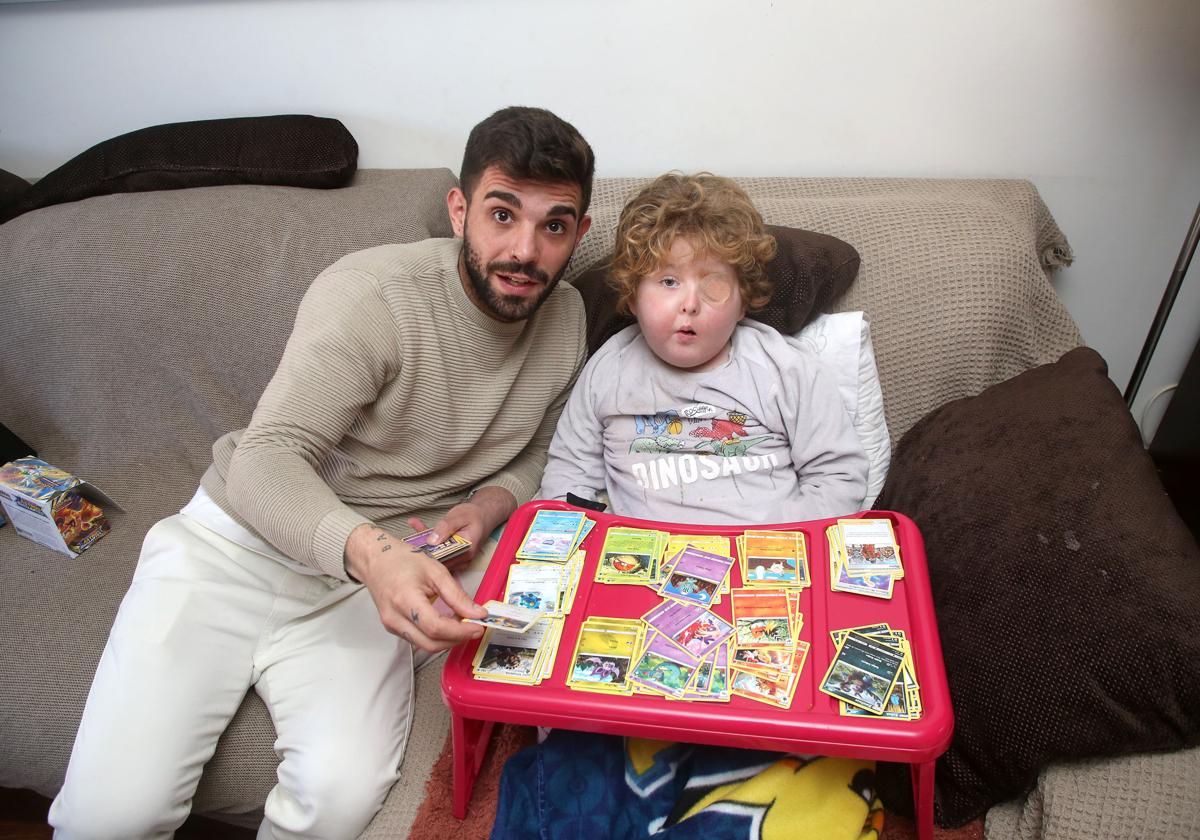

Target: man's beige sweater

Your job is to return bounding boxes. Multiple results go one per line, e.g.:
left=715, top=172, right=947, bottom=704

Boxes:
left=201, top=238, right=586, bottom=580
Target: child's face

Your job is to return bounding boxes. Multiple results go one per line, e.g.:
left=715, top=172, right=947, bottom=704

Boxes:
left=630, top=237, right=745, bottom=373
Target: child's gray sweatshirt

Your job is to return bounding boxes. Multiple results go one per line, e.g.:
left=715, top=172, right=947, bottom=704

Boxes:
left=539, top=319, right=868, bottom=525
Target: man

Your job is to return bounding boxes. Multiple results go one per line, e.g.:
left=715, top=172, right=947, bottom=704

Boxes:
left=50, top=106, right=594, bottom=840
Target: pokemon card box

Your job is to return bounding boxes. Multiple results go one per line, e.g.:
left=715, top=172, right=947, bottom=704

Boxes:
left=0, top=458, right=119, bottom=557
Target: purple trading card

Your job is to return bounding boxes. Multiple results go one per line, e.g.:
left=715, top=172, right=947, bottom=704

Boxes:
left=629, top=632, right=702, bottom=697
left=404, top=529, right=435, bottom=549
left=658, top=546, right=734, bottom=606
left=402, top=528, right=469, bottom=562
left=666, top=611, right=735, bottom=658
left=644, top=600, right=734, bottom=658
left=835, top=558, right=894, bottom=597
left=642, top=599, right=702, bottom=630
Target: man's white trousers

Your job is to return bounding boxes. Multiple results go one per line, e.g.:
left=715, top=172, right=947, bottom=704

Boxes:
left=50, top=492, right=421, bottom=840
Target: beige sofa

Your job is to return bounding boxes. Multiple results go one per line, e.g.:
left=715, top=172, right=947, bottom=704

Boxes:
left=1, top=169, right=1196, bottom=839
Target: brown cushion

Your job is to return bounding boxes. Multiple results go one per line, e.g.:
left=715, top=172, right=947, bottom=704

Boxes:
left=872, top=346, right=1200, bottom=826
left=0, top=115, right=358, bottom=224
left=0, top=168, right=30, bottom=216
left=571, top=224, right=860, bottom=354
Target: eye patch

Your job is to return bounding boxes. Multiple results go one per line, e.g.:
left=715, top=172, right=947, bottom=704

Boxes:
left=697, top=274, right=735, bottom=305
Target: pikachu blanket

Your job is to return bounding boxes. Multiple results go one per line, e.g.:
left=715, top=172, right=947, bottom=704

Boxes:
left=491, top=730, right=883, bottom=840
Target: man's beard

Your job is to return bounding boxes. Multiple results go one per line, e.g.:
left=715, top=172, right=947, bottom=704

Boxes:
left=461, top=222, right=569, bottom=323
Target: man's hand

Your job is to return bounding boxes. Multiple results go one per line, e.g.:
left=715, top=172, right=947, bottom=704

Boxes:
left=419, top=486, right=518, bottom=571
left=345, top=523, right=487, bottom=652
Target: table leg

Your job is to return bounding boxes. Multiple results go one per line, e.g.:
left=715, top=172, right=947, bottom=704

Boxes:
left=451, top=712, right=497, bottom=820
left=910, top=760, right=935, bottom=840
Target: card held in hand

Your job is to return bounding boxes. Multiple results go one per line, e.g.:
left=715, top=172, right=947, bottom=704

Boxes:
left=464, top=600, right=543, bottom=633
left=404, top=528, right=471, bottom=562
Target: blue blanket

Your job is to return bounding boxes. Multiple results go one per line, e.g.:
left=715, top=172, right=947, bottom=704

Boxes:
left=492, top=730, right=883, bottom=840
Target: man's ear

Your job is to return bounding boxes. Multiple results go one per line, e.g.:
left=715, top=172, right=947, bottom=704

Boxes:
left=447, top=187, right=467, bottom=237
left=574, top=214, right=592, bottom=246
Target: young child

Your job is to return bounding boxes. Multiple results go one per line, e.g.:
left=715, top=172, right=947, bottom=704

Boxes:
left=505, top=175, right=881, bottom=839
left=539, top=172, right=868, bottom=523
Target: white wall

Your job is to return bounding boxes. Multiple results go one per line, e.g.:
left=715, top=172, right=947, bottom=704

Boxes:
left=2, top=0, right=1198, bottom=438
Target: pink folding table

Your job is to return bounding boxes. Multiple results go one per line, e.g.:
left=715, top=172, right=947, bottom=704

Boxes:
left=442, top=500, right=953, bottom=840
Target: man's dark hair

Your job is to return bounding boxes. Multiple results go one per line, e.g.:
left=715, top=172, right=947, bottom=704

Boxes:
left=460, top=106, right=595, bottom=216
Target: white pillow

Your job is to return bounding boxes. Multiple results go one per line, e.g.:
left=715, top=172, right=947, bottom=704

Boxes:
left=787, top=312, right=891, bottom=509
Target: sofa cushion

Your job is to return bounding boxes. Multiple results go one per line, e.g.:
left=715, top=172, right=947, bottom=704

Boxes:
left=873, top=346, right=1200, bottom=826
left=0, top=115, right=358, bottom=223
left=571, top=224, right=859, bottom=355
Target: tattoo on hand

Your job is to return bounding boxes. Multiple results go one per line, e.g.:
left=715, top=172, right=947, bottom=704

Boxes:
left=381, top=544, right=391, bottom=552
left=411, top=609, right=420, bottom=624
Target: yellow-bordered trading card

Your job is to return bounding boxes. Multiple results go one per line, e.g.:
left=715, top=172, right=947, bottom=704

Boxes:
left=565, top=619, right=642, bottom=694
left=818, top=631, right=906, bottom=715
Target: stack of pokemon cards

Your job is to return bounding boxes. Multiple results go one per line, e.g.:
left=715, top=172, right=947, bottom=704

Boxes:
left=737, top=529, right=810, bottom=589
left=404, top=528, right=472, bottom=562
left=593, top=526, right=672, bottom=586
left=470, top=508, right=592, bottom=685
left=818, top=623, right=923, bottom=719
left=826, top=518, right=904, bottom=599
left=513, top=508, right=595, bottom=564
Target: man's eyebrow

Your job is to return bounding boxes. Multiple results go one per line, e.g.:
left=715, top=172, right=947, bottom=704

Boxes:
left=482, top=190, right=578, bottom=220
left=483, top=190, right=522, bottom=207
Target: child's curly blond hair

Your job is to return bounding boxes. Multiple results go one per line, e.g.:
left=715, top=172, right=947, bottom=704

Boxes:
left=609, top=173, right=777, bottom=315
